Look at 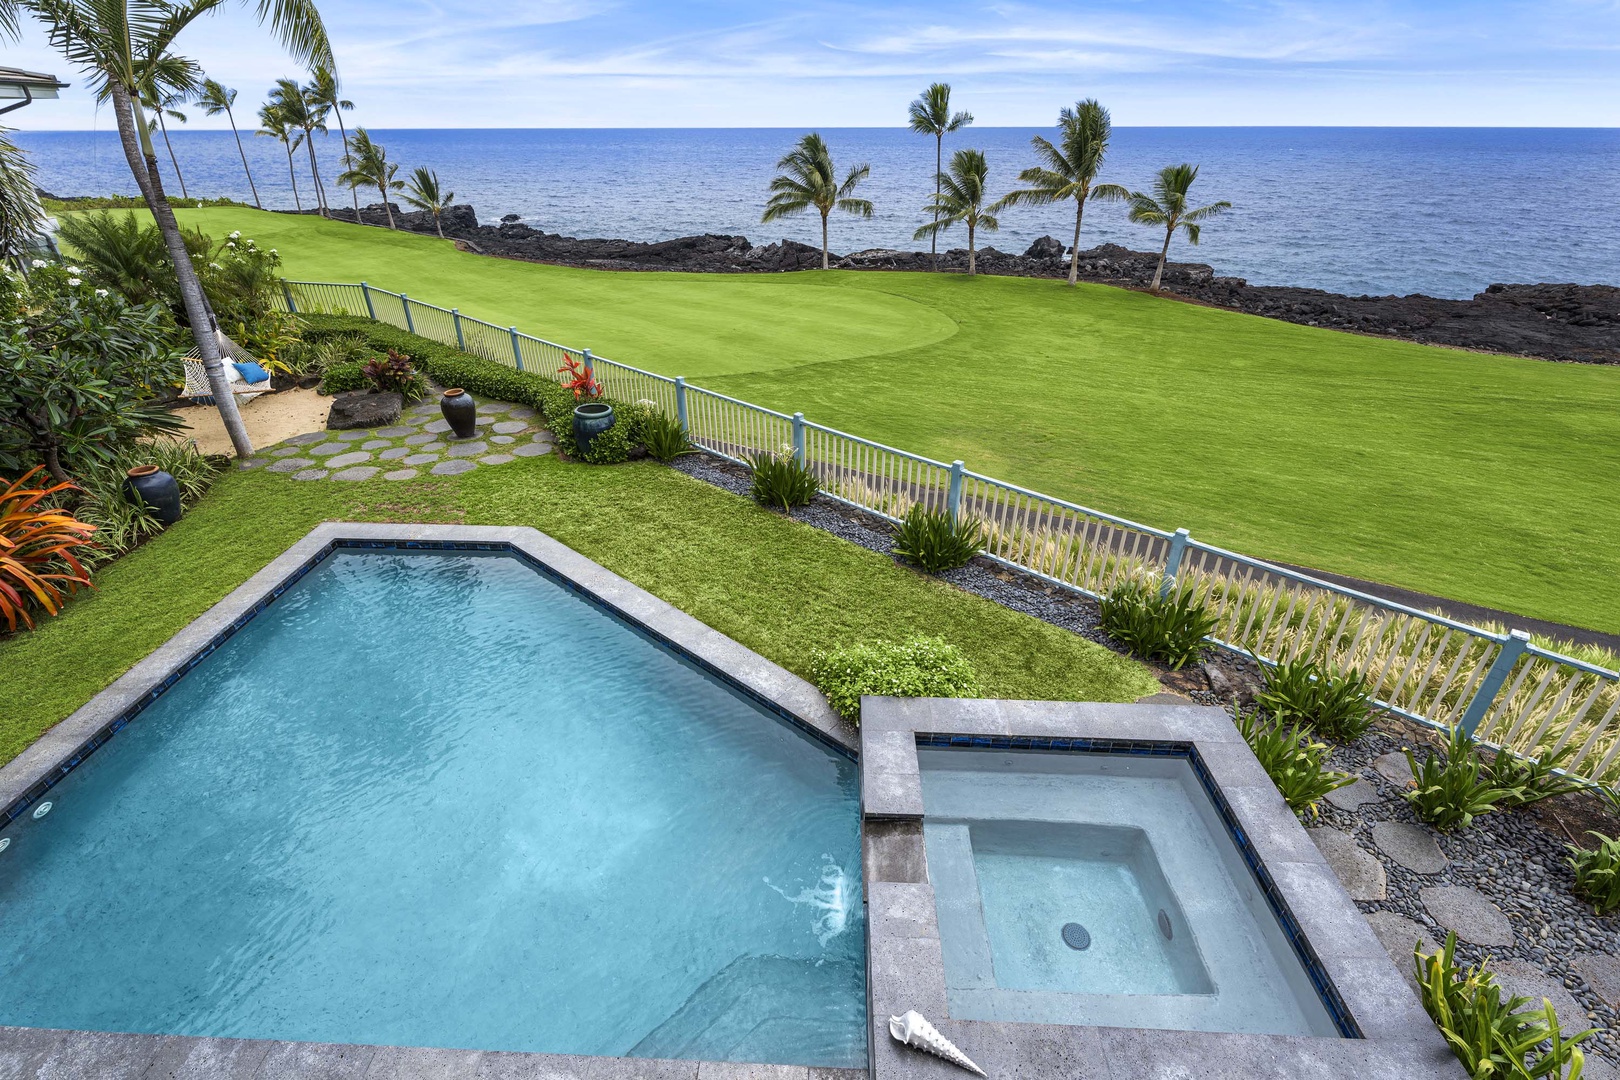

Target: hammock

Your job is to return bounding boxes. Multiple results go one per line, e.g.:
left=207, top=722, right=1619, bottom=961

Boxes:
left=182, top=329, right=273, bottom=404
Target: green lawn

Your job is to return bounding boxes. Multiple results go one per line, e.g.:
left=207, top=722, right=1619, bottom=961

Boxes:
left=0, top=455, right=1156, bottom=767
left=113, top=208, right=1620, bottom=633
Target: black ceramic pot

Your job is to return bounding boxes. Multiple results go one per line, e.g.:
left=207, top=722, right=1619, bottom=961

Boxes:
left=440, top=387, right=478, bottom=439
left=124, top=465, right=182, bottom=526
left=572, top=402, right=615, bottom=457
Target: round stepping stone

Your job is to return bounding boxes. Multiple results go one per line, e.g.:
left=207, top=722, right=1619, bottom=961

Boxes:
left=383, top=468, right=418, bottom=481
left=1372, top=821, right=1448, bottom=874
left=285, top=431, right=327, bottom=446
left=333, top=430, right=368, bottom=441
left=532, top=430, right=555, bottom=443
left=361, top=439, right=393, bottom=451
left=374, top=426, right=414, bottom=437
left=492, top=420, right=529, bottom=434
left=404, top=432, right=440, bottom=446
left=267, top=457, right=315, bottom=473
left=1374, top=751, right=1416, bottom=789
left=489, top=435, right=515, bottom=445
left=430, top=459, right=478, bottom=476
left=507, top=406, right=537, bottom=420
left=480, top=453, right=515, bottom=466
left=1364, top=910, right=1441, bottom=988
left=325, top=451, right=372, bottom=469
left=476, top=403, right=504, bottom=414
left=270, top=445, right=303, bottom=458
left=475, top=415, right=495, bottom=426
left=307, top=442, right=348, bottom=457
left=424, top=419, right=451, bottom=433
left=1420, top=886, right=1514, bottom=946
left=378, top=446, right=412, bottom=461
left=1308, top=828, right=1386, bottom=901
left=330, top=466, right=380, bottom=481
left=512, top=443, right=552, bottom=458
left=1325, top=778, right=1383, bottom=811
left=403, top=453, right=440, bottom=466
left=292, top=468, right=329, bottom=481
left=1492, top=960, right=1587, bottom=1035
left=237, top=457, right=267, bottom=470
left=1573, top=951, right=1620, bottom=1010
left=447, top=440, right=487, bottom=458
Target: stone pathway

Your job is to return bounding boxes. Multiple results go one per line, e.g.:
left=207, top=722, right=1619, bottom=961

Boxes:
left=238, top=397, right=553, bottom=481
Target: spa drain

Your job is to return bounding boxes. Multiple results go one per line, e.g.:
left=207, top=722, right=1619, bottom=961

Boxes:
left=1157, top=909, right=1174, bottom=940
left=1060, top=922, right=1091, bottom=951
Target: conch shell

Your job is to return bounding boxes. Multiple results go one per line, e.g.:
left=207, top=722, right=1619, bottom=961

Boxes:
left=888, top=1010, right=986, bottom=1076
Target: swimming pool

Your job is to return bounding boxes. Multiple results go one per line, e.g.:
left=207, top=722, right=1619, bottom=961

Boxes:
left=0, top=548, right=866, bottom=1067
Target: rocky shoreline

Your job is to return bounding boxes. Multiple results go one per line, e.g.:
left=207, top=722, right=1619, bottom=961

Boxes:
left=322, top=202, right=1619, bottom=364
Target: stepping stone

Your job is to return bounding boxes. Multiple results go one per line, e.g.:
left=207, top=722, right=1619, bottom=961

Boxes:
left=292, top=468, right=329, bottom=481
left=1308, top=828, right=1386, bottom=900
left=1372, top=821, right=1448, bottom=874
left=1325, top=778, right=1383, bottom=811
left=1573, top=951, right=1620, bottom=1010
left=430, top=459, right=478, bottom=476
left=270, top=445, right=303, bottom=457
left=512, top=443, right=552, bottom=458
left=404, top=432, right=439, bottom=445
left=1492, top=960, right=1587, bottom=1035
left=267, top=457, right=314, bottom=473
left=330, top=466, right=380, bottom=481
left=383, top=468, right=418, bottom=481
left=404, top=453, right=440, bottom=466
left=307, top=442, right=348, bottom=457
left=476, top=403, right=504, bottom=414
left=236, top=458, right=267, bottom=470
left=1374, top=751, right=1415, bottom=789
left=361, top=439, right=393, bottom=451
left=480, top=453, right=515, bottom=466
left=533, top=430, right=555, bottom=442
left=378, top=446, right=412, bottom=461
left=325, top=451, right=372, bottom=469
left=492, top=420, right=529, bottom=434
left=475, top=415, right=495, bottom=426
left=333, top=430, right=368, bottom=441
left=507, top=406, right=537, bottom=420
left=285, top=431, right=327, bottom=446
left=1364, top=911, right=1440, bottom=992
left=489, top=435, right=515, bottom=445
left=1420, top=886, right=1514, bottom=946
left=424, top=419, right=451, bottom=433
left=374, top=426, right=414, bottom=437
left=447, top=440, right=487, bottom=458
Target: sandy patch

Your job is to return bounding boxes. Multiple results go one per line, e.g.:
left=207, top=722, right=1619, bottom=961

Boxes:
left=175, top=389, right=332, bottom=455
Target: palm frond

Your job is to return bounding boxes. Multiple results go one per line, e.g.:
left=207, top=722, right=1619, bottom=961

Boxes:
left=835, top=197, right=873, bottom=219
left=253, top=0, right=332, bottom=69
left=1090, top=182, right=1131, bottom=203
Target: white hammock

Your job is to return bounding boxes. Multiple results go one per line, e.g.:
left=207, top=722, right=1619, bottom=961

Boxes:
left=182, top=329, right=274, bottom=403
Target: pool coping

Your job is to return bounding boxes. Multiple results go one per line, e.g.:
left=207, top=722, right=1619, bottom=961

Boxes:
left=858, top=697, right=1466, bottom=1080
left=0, top=522, right=861, bottom=1080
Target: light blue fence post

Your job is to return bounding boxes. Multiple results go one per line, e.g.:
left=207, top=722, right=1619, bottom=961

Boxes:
left=360, top=281, right=376, bottom=320
left=452, top=309, right=465, bottom=351
left=791, top=412, right=806, bottom=464
left=1460, top=629, right=1532, bottom=737
left=509, top=328, right=524, bottom=370
left=675, top=377, right=689, bottom=432
left=583, top=349, right=595, bottom=386
left=280, top=280, right=297, bottom=313
left=400, top=294, right=415, bottom=334
left=947, top=460, right=964, bottom=524
left=1160, top=528, right=1191, bottom=597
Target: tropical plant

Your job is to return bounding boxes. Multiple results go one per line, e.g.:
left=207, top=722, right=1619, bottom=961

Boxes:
left=55, top=209, right=196, bottom=309
left=360, top=349, right=426, bottom=400
left=139, top=86, right=190, bottom=201
left=71, top=436, right=219, bottom=566
left=268, top=76, right=327, bottom=215
left=808, top=636, right=979, bottom=723
left=3, top=0, right=334, bottom=463
left=401, top=166, right=454, bottom=238
left=761, top=133, right=873, bottom=271
left=748, top=447, right=818, bottom=511
left=1097, top=575, right=1217, bottom=670
left=195, top=78, right=260, bottom=208
left=1567, top=832, right=1620, bottom=916
left=294, top=330, right=371, bottom=376
left=557, top=353, right=600, bottom=400
left=195, top=228, right=285, bottom=326
left=1121, top=164, right=1232, bottom=293
left=1417, top=932, right=1592, bottom=1080
left=338, top=127, right=400, bottom=228
left=641, top=410, right=694, bottom=463
left=305, top=64, right=355, bottom=218
left=891, top=504, right=984, bottom=573
left=0, top=466, right=97, bottom=631
left=255, top=101, right=304, bottom=211
left=993, top=99, right=1128, bottom=286
left=0, top=125, right=47, bottom=269
left=1255, top=654, right=1377, bottom=741
left=1236, top=709, right=1356, bottom=818
left=906, top=82, right=971, bottom=264
left=1404, top=726, right=1518, bottom=831
left=1485, top=743, right=1584, bottom=809
left=912, top=148, right=999, bottom=276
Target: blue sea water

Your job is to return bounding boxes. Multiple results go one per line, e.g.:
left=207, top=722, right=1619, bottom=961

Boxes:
left=14, top=126, right=1620, bottom=299
left=0, top=551, right=866, bottom=1067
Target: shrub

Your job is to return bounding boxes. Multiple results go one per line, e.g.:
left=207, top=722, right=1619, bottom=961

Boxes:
left=808, top=637, right=979, bottom=723
left=748, top=448, right=818, bottom=511
left=1255, top=655, right=1377, bottom=741
left=1568, top=833, right=1620, bottom=916
left=318, top=361, right=369, bottom=395
left=642, top=410, right=695, bottom=463
left=1236, top=710, right=1355, bottom=818
left=1404, top=726, right=1517, bottom=831
left=1484, top=743, right=1584, bottom=810
left=361, top=349, right=428, bottom=401
left=1417, top=931, right=1592, bottom=1080
left=891, top=505, right=984, bottom=574
left=71, top=438, right=222, bottom=567
left=0, top=466, right=98, bottom=631
left=1097, top=576, right=1216, bottom=670
left=295, top=332, right=374, bottom=377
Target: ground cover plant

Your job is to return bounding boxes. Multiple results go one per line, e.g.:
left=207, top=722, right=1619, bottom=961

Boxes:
left=1255, top=654, right=1376, bottom=741
left=119, top=206, right=1620, bottom=634
left=808, top=636, right=979, bottom=722
left=1097, top=575, right=1216, bottom=669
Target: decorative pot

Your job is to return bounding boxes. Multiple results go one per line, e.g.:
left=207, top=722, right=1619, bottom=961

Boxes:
left=124, top=465, right=182, bottom=526
left=572, top=402, right=615, bottom=457
left=440, top=387, right=478, bottom=439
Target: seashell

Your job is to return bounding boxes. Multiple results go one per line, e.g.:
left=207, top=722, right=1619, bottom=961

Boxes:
left=888, top=1009, right=986, bottom=1076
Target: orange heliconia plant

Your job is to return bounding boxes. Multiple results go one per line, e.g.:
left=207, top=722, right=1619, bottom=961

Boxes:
left=558, top=353, right=602, bottom=401
left=0, top=468, right=99, bottom=632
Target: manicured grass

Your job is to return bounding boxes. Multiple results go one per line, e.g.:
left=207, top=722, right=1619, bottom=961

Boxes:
left=97, top=208, right=1620, bottom=632
left=0, top=456, right=1157, bottom=767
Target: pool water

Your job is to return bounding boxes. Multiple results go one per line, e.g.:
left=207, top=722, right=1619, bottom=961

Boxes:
left=0, top=551, right=866, bottom=1067
left=919, top=748, right=1340, bottom=1037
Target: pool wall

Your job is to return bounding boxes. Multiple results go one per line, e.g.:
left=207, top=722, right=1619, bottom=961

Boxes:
left=0, top=523, right=861, bottom=1080
left=859, top=697, right=1466, bottom=1080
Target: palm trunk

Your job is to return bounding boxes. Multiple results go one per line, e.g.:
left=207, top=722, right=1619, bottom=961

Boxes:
left=378, top=183, right=395, bottom=228
left=334, top=111, right=359, bottom=220
left=820, top=211, right=829, bottom=270
left=434, top=212, right=444, bottom=239
left=226, top=108, right=262, bottom=209
left=304, top=135, right=328, bottom=216
left=114, top=85, right=252, bottom=459
left=285, top=145, right=302, bottom=211
left=1069, top=198, right=1085, bottom=286
left=931, top=134, right=942, bottom=265
left=1152, top=225, right=1173, bottom=293
left=157, top=112, right=189, bottom=201
left=967, top=220, right=976, bottom=276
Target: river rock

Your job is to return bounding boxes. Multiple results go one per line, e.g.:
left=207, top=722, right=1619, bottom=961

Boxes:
left=326, top=390, right=403, bottom=430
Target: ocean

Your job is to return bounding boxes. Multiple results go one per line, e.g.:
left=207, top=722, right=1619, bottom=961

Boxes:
left=15, top=126, right=1620, bottom=299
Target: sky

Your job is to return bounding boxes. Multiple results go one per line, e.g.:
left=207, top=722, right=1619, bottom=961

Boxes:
left=3, top=0, right=1618, bottom=130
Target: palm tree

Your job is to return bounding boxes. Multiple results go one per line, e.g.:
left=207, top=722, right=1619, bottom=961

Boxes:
left=255, top=102, right=304, bottom=211
left=339, top=127, right=401, bottom=228
left=913, top=148, right=999, bottom=276
left=3, top=0, right=335, bottom=461
left=761, top=133, right=872, bottom=271
left=0, top=125, right=47, bottom=269
left=994, top=99, right=1128, bottom=287
left=196, top=78, right=260, bottom=209
left=400, top=166, right=453, bottom=238
left=1121, top=163, right=1232, bottom=293
left=305, top=64, right=354, bottom=219
left=142, top=87, right=190, bottom=201
left=907, top=82, right=971, bottom=265
left=268, top=76, right=326, bottom=215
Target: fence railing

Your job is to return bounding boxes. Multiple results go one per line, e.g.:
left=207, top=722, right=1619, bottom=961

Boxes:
left=276, top=280, right=1620, bottom=786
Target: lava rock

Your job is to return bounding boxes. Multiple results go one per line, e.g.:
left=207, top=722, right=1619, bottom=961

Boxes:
left=1024, top=235, right=1066, bottom=260
left=326, top=390, right=403, bottom=430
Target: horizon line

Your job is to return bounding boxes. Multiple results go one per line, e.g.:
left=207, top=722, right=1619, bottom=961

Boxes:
left=14, top=123, right=1620, bottom=133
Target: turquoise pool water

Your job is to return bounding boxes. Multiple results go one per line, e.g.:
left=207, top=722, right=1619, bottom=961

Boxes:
left=0, top=550, right=866, bottom=1067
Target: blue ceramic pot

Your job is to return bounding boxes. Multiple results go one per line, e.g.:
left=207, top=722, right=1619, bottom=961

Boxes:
left=572, top=402, right=615, bottom=457
left=124, top=465, right=182, bottom=526
left=440, top=388, right=478, bottom=439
